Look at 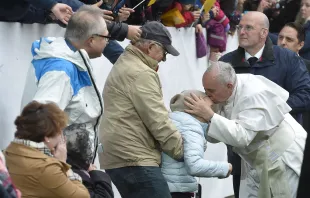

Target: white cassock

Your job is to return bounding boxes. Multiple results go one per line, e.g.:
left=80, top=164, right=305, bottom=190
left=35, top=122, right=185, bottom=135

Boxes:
left=208, top=74, right=307, bottom=198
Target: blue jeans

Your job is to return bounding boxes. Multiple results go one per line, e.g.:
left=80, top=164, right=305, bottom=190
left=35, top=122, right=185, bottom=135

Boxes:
left=103, top=40, right=124, bottom=64
left=106, top=166, right=172, bottom=198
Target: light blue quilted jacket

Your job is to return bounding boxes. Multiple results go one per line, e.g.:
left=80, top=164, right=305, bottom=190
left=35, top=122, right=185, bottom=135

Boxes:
left=161, top=111, right=229, bottom=193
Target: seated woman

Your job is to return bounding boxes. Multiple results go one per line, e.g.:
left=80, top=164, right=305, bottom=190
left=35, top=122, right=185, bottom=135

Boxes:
left=4, top=101, right=90, bottom=198
left=161, top=90, right=232, bottom=198
left=64, top=124, right=114, bottom=198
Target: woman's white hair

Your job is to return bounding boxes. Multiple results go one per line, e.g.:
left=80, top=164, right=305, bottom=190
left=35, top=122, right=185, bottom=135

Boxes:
left=206, top=61, right=237, bottom=85
left=64, top=5, right=107, bottom=43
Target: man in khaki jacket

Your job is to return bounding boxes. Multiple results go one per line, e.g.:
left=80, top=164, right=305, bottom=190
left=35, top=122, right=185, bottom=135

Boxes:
left=99, top=21, right=183, bottom=198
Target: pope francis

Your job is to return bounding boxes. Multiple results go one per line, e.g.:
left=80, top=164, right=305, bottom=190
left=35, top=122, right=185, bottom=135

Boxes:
left=184, top=61, right=307, bottom=198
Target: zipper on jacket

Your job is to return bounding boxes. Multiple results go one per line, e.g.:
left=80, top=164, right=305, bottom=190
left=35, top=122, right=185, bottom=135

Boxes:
left=78, top=51, right=104, bottom=163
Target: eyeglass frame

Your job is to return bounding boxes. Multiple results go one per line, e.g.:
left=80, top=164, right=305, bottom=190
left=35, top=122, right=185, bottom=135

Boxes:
left=151, top=41, right=168, bottom=57
left=236, top=25, right=267, bottom=32
left=92, top=34, right=111, bottom=42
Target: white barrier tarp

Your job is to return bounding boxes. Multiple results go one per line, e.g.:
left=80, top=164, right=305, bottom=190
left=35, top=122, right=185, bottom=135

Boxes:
left=0, top=22, right=234, bottom=197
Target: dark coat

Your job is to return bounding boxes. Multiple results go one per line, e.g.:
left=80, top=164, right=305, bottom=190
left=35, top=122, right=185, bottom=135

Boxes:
left=72, top=169, right=114, bottom=198
left=67, top=157, right=114, bottom=198
left=302, top=58, right=310, bottom=133
left=300, top=21, right=310, bottom=61
left=0, top=0, right=56, bottom=21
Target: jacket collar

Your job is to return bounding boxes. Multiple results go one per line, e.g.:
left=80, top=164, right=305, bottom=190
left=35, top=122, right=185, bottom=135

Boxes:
left=6, top=142, right=50, bottom=159
left=5, top=142, right=71, bottom=169
left=33, top=37, right=90, bottom=71
left=231, top=37, right=275, bottom=67
left=126, top=44, right=159, bottom=71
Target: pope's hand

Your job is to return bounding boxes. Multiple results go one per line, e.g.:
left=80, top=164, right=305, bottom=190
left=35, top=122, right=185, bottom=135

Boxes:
left=184, top=93, right=214, bottom=121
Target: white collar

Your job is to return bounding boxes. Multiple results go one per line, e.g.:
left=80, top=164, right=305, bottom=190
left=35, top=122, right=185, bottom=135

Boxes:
left=245, top=45, right=265, bottom=60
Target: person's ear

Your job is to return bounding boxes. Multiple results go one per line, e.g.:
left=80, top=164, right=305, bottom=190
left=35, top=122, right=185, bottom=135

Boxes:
left=85, top=36, right=95, bottom=48
left=261, top=28, right=268, bottom=39
left=147, top=43, right=155, bottom=54
left=227, top=83, right=234, bottom=94
left=44, top=136, right=50, bottom=143
left=298, top=41, right=305, bottom=51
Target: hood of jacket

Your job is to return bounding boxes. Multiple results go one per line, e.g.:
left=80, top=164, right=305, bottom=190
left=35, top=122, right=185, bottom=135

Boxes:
left=31, top=37, right=90, bottom=71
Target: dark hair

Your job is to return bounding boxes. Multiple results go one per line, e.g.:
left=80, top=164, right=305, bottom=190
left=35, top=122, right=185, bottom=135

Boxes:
left=64, top=124, right=92, bottom=171
left=14, top=101, right=68, bottom=142
left=283, top=22, right=306, bottom=43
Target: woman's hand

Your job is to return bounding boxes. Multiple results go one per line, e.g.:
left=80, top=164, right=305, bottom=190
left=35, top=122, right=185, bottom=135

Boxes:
left=53, top=137, right=67, bottom=162
left=51, top=3, right=73, bottom=25
left=88, top=164, right=97, bottom=172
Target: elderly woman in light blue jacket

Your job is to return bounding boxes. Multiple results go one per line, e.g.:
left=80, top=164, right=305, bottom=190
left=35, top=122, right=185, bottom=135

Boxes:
left=161, top=90, right=232, bottom=198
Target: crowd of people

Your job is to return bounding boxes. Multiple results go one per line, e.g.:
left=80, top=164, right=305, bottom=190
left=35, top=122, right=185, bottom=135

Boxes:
left=1, top=0, right=310, bottom=198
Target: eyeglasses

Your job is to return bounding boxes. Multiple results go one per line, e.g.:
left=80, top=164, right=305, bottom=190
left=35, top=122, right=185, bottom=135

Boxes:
left=236, top=25, right=268, bottom=32
left=92, top=34, right=111, bottom=42
left=236, top=25, right=255, bottom=32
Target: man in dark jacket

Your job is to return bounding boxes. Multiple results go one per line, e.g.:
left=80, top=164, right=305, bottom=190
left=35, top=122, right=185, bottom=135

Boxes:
left=276, top=22, right=310, bottom=198
left=64, top=124, right=114, bottom=198
left=277, top=22, right=310, bottom=133
left=0, top=0, right=141, bottom=64
left=219, top=11, right=310, bottom=198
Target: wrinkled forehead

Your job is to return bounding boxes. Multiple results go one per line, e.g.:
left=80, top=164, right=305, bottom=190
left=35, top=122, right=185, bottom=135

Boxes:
left=240, top=14, right=262, bottom=28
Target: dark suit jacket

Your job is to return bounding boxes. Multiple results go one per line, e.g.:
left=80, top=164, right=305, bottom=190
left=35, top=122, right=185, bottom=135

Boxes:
left=302, top=58, right=310, bottom=133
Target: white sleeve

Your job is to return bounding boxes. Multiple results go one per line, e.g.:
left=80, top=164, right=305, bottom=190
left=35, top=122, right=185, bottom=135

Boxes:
left=33, top=71, right=73, bottom=110
left=208, top=113, right=258, bottom=148
left=183, top=129, right=230, bottom=178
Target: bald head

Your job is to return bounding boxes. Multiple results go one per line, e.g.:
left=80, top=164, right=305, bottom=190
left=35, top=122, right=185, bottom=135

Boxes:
left=238, top=11, right=270, bottom=55
left=243, top=11, right=269, bottom=29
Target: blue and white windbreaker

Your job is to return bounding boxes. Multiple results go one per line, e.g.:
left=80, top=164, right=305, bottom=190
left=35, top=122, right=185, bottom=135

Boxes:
left=21, top=37, right=103, bottom=161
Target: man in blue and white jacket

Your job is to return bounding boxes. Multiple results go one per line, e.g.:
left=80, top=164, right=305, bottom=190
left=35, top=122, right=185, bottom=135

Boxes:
left=21, top=5, right=108, bottom=162
left=161, top=90, right=232, bottom=198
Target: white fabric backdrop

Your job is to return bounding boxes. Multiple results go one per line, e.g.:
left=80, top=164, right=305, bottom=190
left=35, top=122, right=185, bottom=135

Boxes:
left=0, top=22, right=237, bottom=197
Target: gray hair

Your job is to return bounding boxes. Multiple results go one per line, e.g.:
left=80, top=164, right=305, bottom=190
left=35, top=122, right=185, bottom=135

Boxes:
left=132, top=38, right=161, bottom=52
left=206, top=61, right=237, bottom=85
left=65, top=5, right=107, bottom=43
